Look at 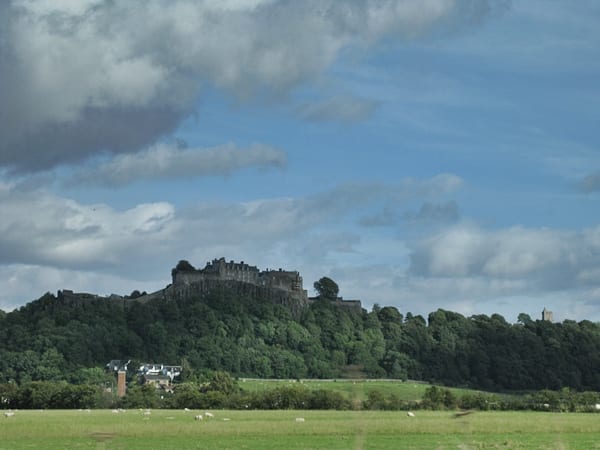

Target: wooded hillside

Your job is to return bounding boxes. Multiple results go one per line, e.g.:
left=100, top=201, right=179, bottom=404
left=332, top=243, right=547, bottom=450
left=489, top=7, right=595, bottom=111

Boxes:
left=1, top=286, right=599, bottom=391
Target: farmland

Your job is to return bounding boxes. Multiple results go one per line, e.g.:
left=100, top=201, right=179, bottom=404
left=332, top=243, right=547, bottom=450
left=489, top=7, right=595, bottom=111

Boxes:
left=239, top=378, right=478, bottom=402
left=2, top=409, right=600, bottom=449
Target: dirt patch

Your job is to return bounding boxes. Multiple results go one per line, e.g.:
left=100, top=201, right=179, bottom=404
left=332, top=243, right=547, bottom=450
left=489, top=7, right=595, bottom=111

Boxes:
left=89, top=432, right=117, bottom=442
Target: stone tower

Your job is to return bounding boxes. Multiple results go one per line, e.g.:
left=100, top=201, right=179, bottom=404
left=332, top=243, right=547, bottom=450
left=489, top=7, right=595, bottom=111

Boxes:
left=542, top=307, right=553, bottom=323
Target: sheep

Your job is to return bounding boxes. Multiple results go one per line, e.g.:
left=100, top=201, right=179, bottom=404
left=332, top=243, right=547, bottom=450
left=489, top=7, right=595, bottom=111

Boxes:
left=143, top=411, right=151, bottom=416
left=204, top=412, right=214, bottom=418
left=4, top=411, right=15, bottom=418
left=295, top=417, right=305, bottom=423
left=595, top=404, right=600, bottom=411
left=407, top=411, right=415, bottom=417
left=195, top=414, right=203, bottom=421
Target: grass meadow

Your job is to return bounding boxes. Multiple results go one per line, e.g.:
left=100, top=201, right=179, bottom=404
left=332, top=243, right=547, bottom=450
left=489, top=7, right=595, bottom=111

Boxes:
left=2, top=409, right=600, bottom=449
left=239, top=378, right=473, bottom=402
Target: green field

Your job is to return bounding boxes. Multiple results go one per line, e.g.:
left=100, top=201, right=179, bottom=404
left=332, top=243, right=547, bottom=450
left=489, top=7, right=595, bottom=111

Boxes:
left=2, top=409, right=600, bottom=449
left=239, top=378, right=474, bottom=401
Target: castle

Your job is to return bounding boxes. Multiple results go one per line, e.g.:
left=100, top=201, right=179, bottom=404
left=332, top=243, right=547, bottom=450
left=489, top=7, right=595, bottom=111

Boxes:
left=172, top=258, right=307, bottom=301
left=167, top=258, right=362, bottom=312
left=53, top=258, right=362, bottom=313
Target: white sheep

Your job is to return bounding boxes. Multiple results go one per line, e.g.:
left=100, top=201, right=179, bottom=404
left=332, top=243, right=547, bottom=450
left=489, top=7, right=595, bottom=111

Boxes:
left=204, top=412, right=214, bottom=418
left=195, top=414, right=203, bottom=421
left=295, top=417, right=305, bottom=423
left=4, top=411, right=15, bottom=418
left=407, top=411, right=415, bottom=417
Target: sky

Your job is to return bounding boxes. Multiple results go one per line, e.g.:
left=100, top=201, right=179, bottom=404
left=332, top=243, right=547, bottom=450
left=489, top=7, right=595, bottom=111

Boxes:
left=1, top=0, right=599, bottom=323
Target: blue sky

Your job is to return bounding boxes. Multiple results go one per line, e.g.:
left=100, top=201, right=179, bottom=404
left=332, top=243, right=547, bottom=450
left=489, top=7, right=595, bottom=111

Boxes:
left=1, top=0, right=599, bottom=322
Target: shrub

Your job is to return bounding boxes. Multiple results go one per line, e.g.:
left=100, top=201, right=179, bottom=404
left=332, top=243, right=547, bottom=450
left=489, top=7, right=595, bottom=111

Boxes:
left=422, top=386, right=457, bottom=410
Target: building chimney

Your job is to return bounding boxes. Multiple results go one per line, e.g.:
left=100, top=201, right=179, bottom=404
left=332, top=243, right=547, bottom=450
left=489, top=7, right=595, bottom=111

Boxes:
left=117, top=370, right=127, bottom=397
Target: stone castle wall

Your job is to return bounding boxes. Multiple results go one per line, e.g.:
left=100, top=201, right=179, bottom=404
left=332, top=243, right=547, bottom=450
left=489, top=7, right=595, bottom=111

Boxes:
left=166, top=276, right=308, bottom=317
left=137, top=258, right=361, bottom=314
left=172, top=258, right=307, bottom=300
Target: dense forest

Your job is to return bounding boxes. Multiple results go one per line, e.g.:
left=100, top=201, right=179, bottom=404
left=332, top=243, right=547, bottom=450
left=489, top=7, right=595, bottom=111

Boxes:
left=1, top=281, right=600, bottom=392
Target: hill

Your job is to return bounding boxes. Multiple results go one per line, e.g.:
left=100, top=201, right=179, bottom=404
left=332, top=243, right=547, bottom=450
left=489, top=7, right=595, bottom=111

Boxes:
left=1, top=258, right=600, bottom=391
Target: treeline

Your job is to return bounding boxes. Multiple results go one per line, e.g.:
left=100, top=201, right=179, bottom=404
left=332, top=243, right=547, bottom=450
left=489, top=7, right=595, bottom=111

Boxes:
left=1, top=286, right=600, bottom=391
left=366, top=385, right=600, bottom=413
left=3, top=375, right=600, bottom=413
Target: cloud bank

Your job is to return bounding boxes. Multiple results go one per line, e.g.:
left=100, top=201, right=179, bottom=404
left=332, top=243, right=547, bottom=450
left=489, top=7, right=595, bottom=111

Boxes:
left=0, top=174, right=463, bottom=308
left=0, top=182, right=177, bottom=270
left=0, top=0, right=509, bottom=172
left=409, top=224, right=600, bottom=294
left=69, top=142, right=286, bottom=187
left=5, top=170, right=600, bottom=321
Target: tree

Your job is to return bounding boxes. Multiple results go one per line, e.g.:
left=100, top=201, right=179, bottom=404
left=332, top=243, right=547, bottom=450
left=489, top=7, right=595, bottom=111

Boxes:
left=121, top=384, right=159, bottom=409
left=70, top=367, right=113, bottom=385
left=422, top=385, right=457, bottom=410
left=172, top=260, right=196, bottom=278
left=517, top=313, right=533, bottom=325
left=172, top=383, right=203, bottom=409
left=175, top=260, right=195, bottom=271
left=313, top=277, right=339, bottom=300
left=205, top=371, right=237, bottom=395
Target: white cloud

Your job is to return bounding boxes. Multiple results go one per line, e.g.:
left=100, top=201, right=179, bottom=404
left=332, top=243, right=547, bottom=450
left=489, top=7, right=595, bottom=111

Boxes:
left=297, top=95, right=379, bottom=122
left=0, top=174, right=464, bottom=309
left=579, top=171, right=600, bottom=192
left=69, top=142, right=286, bottom=187
left=409, top=223, right=600, bottom=291
left=0, top=0, right=508, bottom=171
left=404, top=201, right=460, bottom=222
left=360, top=207, right=398, bottom=227
left=3, top=177, right=600, bottom=321
left=17, top=0, right=103, bottom=16
left=0, top=264, right=164, bottom=312
left=0, top=183, right=178, bottom=269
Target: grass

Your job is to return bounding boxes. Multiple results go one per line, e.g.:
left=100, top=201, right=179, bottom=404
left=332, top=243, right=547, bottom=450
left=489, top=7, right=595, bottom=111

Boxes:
left=239, top=378, right=490, bottom=402
left=2, top=409, right=600, bottom=449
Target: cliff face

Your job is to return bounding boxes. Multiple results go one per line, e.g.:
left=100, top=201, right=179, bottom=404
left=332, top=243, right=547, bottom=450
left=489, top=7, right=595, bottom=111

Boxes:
left=167, top=277, right=309, bottom=316
left=136, top=258, right=364, bottom=314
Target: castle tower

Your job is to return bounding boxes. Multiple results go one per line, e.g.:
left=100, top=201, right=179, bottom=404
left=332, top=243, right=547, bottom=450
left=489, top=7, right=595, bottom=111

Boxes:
left=117, top=370, right=127, bottom=397
left=542, top=307, right=553, bottom=323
